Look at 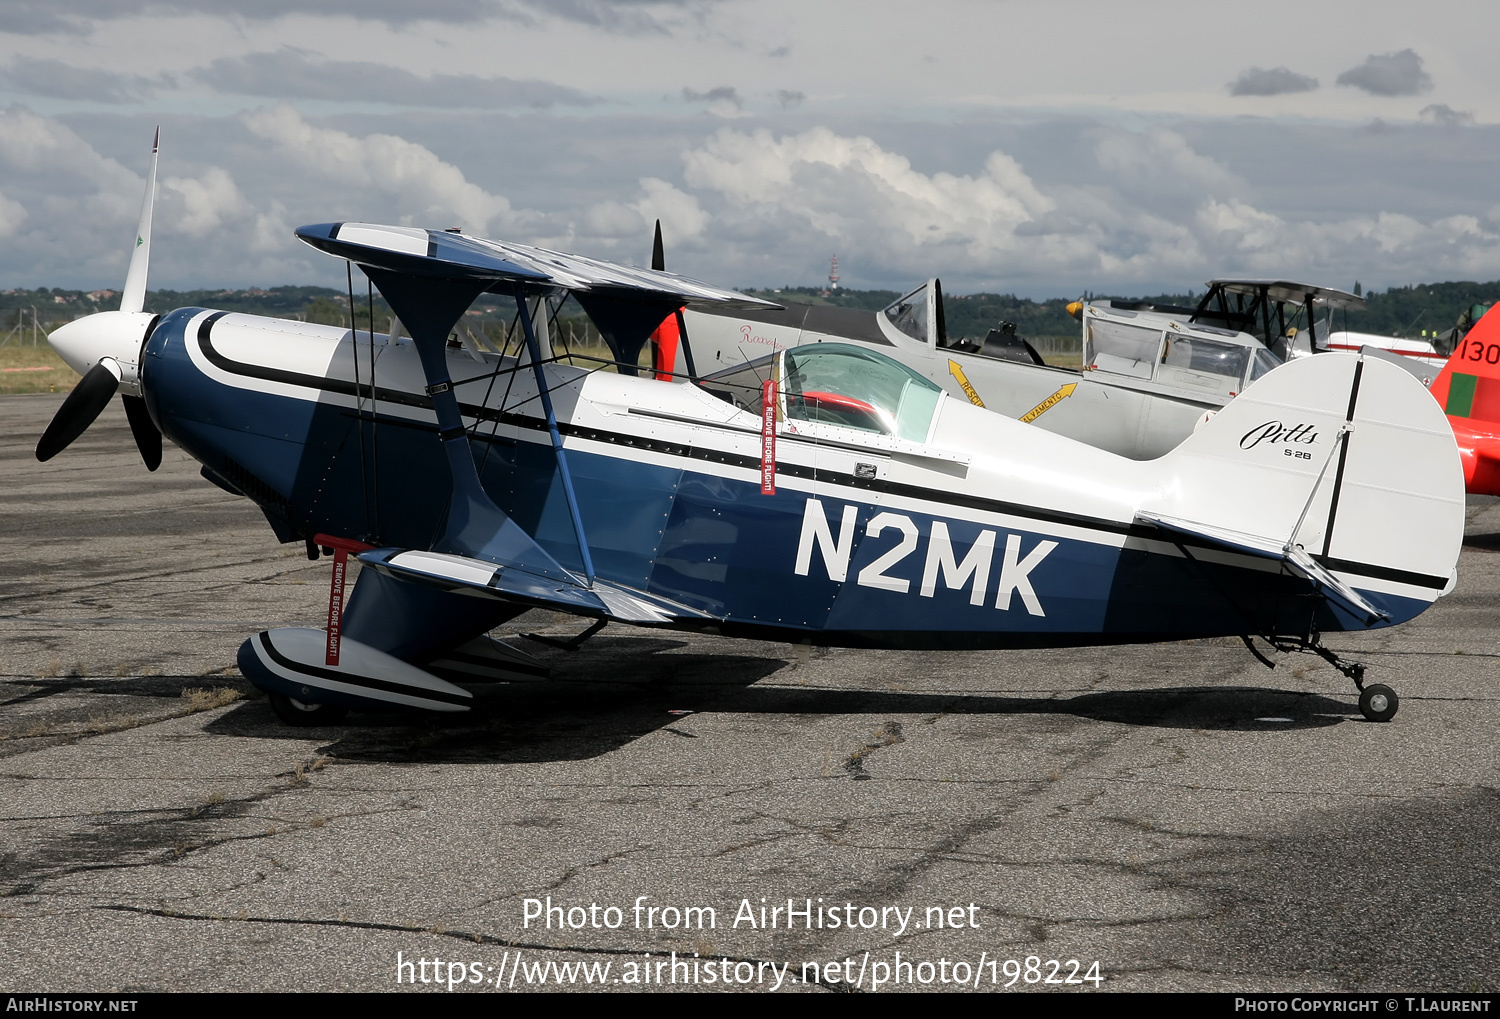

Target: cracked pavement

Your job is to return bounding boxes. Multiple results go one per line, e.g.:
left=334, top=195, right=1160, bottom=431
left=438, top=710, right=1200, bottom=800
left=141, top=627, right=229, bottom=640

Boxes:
left=1, top=393, right=1497, bottom=992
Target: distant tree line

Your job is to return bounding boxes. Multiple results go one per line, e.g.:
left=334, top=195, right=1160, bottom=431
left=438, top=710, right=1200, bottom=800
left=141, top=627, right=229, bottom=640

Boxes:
left=740, top=279, right=1500, bottom=342
left=7, top=277, right=1498, bottom=344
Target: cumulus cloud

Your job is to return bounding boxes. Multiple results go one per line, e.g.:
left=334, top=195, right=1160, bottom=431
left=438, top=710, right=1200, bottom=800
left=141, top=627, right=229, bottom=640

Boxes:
left=668, top=125, right=1500, bottom=291
left=0, top=106, right=142, bottom=219
left=163, top=167, right=251, bottom=237
left=1337, top=49, right=1432, bottom=96
left=0, top=108, right=280, bottom=285
left=241, top=104, right=514, bottom=233
left=3, top=106, right=1498, bottom=300
left=1228, top=66, right=1318, bottom=97
left=1420, top=103, right=1475, bottom=126
left=193, top=49, right=597, bottom=109
left=1094, top=127, right=1239, bottom=193
left=632, top=177, right=707, bottom=241
left=679, top=127, right=1067, bottom=281
left=0, top=191, right=27, bottom=237
left=573, top=177, right=707, bottom=256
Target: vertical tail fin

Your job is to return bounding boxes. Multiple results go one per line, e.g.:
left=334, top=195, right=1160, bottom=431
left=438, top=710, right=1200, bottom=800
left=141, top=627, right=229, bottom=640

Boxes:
left=1430, top=304, right=1500, bottom=423
left=1150, top=351, right=1463, bottom=618
left=1428, top=304, right=1500, bottom=494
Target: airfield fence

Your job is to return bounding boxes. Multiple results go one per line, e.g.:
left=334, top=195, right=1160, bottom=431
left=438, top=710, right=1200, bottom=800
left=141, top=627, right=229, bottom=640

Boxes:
left=1024, top=335, right=1082, bottom=356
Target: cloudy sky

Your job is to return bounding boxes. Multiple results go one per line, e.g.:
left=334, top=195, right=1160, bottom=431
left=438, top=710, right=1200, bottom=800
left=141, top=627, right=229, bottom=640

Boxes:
left=2, top=0, right=1499, bottom=297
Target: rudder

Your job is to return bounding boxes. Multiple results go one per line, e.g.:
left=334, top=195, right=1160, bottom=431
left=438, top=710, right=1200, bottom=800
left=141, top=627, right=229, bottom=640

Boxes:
left=1151, top=351, right=1462, bottom=614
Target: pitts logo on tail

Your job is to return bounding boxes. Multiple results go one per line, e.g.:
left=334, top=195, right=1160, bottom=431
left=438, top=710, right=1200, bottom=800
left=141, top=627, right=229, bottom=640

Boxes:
left=793, top=500, right=1058, bottom=616
left=1239, top=421, right=1319, bottom=450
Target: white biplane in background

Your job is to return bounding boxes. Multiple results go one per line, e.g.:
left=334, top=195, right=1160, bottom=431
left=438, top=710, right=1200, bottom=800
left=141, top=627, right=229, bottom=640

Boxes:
left=37, top=137, right=1464, bottom=726
left=681, top=276, right=1366, bottom=460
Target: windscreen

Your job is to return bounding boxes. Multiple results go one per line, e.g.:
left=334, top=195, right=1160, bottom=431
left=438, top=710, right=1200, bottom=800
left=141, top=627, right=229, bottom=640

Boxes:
left=1155, top=334, right=1256, bottom=396
left=883, top=283, right=932, bottom=344
left=696, top=354, right=776, bottom=415
left=1249, top=347, right=1280, bottom=384
left=1086, top=319, right=1161, bottom=379
left=783, top=343, right=943, bottom=441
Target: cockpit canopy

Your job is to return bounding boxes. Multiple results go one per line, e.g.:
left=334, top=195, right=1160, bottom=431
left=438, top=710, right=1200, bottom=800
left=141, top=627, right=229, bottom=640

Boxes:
left=699, top=342, right=945, bottom=442
left=1084, top=309, right=1279, bottom=396
left=881, top=280, right=946, bottom=347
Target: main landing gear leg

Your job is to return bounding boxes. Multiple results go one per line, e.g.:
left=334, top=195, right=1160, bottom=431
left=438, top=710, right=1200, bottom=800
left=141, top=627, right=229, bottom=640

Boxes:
left=1304, top=639, right=1397, bottom=723
left=1240, top=633, right=1395, bottom=722
left=520, top=617, right=607, bottom=653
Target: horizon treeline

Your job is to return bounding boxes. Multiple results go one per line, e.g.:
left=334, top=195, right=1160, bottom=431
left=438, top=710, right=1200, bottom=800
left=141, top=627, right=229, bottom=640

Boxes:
left=4, top=278, right=1497, bottom=342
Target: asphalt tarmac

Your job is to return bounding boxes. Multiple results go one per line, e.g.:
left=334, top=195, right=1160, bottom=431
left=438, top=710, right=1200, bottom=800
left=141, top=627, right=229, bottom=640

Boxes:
left=2, top=392, right=1497, bottom=994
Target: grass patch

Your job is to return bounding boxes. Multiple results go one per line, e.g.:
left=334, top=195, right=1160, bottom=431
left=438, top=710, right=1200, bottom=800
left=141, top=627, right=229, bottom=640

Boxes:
left=180, top=687, right=244, bottom=712
left=0, top=346, right=79, bottom=394
left=288, top=755, right=332, bottom=786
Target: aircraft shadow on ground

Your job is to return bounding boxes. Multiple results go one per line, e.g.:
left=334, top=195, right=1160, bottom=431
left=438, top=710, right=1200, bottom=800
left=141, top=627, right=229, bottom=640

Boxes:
left=1463, top=531, right=1500, bottom=552
left=202, top=634, right=1355, bottom=764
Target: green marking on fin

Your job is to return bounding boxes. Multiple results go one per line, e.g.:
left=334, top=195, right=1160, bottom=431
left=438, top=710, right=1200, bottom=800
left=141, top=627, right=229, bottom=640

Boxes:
left=1446, top=373, right=1477, bottom=417
left=136, top=236, right=144, bottom=247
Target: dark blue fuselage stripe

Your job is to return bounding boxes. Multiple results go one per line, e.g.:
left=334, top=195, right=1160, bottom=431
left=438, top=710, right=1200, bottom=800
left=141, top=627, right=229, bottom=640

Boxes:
left=192, top=312, right=1446, bottom=593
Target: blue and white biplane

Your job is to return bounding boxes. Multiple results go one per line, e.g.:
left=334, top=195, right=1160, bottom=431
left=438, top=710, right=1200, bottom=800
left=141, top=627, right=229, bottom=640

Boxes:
left=39, top=136, right=1464, bottom=725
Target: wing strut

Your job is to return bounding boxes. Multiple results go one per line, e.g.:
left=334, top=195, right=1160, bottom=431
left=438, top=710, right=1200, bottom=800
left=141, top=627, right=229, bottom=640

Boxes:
left=674, top=309, right=698, bottom=382
left=516, top=286, right=595, bottom=585
left=361, top=267, right=581, bottom=588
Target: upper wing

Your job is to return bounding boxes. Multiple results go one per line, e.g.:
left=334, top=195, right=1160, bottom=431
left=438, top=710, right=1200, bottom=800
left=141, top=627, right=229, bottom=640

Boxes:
left=294, top=222, right=778, bottom=311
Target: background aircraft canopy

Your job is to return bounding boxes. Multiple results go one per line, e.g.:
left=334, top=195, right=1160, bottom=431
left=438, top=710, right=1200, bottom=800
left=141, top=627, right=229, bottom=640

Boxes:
left=1084, top=307, right=1280, bottom=395
left=881, top=279, right=947, bottom=347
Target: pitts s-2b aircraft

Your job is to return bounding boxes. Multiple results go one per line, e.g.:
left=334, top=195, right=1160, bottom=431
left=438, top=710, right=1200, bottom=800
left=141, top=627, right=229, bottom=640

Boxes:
left=40, top=139, right=1464, bottom=725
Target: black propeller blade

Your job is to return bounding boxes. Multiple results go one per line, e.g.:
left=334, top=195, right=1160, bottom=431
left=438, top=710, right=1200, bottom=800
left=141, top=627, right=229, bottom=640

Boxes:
left=35, top=361, right=120, bottom=462
left=651, top=219, right=665, bottom=272
left=121, top=394, right=162, bottom=471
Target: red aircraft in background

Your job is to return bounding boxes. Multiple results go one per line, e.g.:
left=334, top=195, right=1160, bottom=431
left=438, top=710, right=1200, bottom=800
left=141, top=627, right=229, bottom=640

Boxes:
left=1430, top=305, right=1500, bottom=496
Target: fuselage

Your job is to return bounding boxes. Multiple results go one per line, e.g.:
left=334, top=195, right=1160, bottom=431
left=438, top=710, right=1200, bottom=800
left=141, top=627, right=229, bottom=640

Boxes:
left=136, top=307, right=1450, bottom=649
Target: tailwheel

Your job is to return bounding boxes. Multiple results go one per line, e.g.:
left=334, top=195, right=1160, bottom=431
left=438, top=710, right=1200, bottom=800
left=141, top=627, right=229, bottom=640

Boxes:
left=1358, top=683, right=1399, bottom=723
left=268, top=691, right=350, bottom=727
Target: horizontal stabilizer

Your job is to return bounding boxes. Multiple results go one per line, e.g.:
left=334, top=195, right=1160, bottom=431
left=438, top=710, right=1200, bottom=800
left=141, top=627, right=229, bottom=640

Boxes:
left=1137, top=511, right=1388, bottom=626
left=359, top=548, right=713, bottom=625
left=238, top=628, right=473, bottom=712
left=1359, top=344, right=1436, bottom=386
